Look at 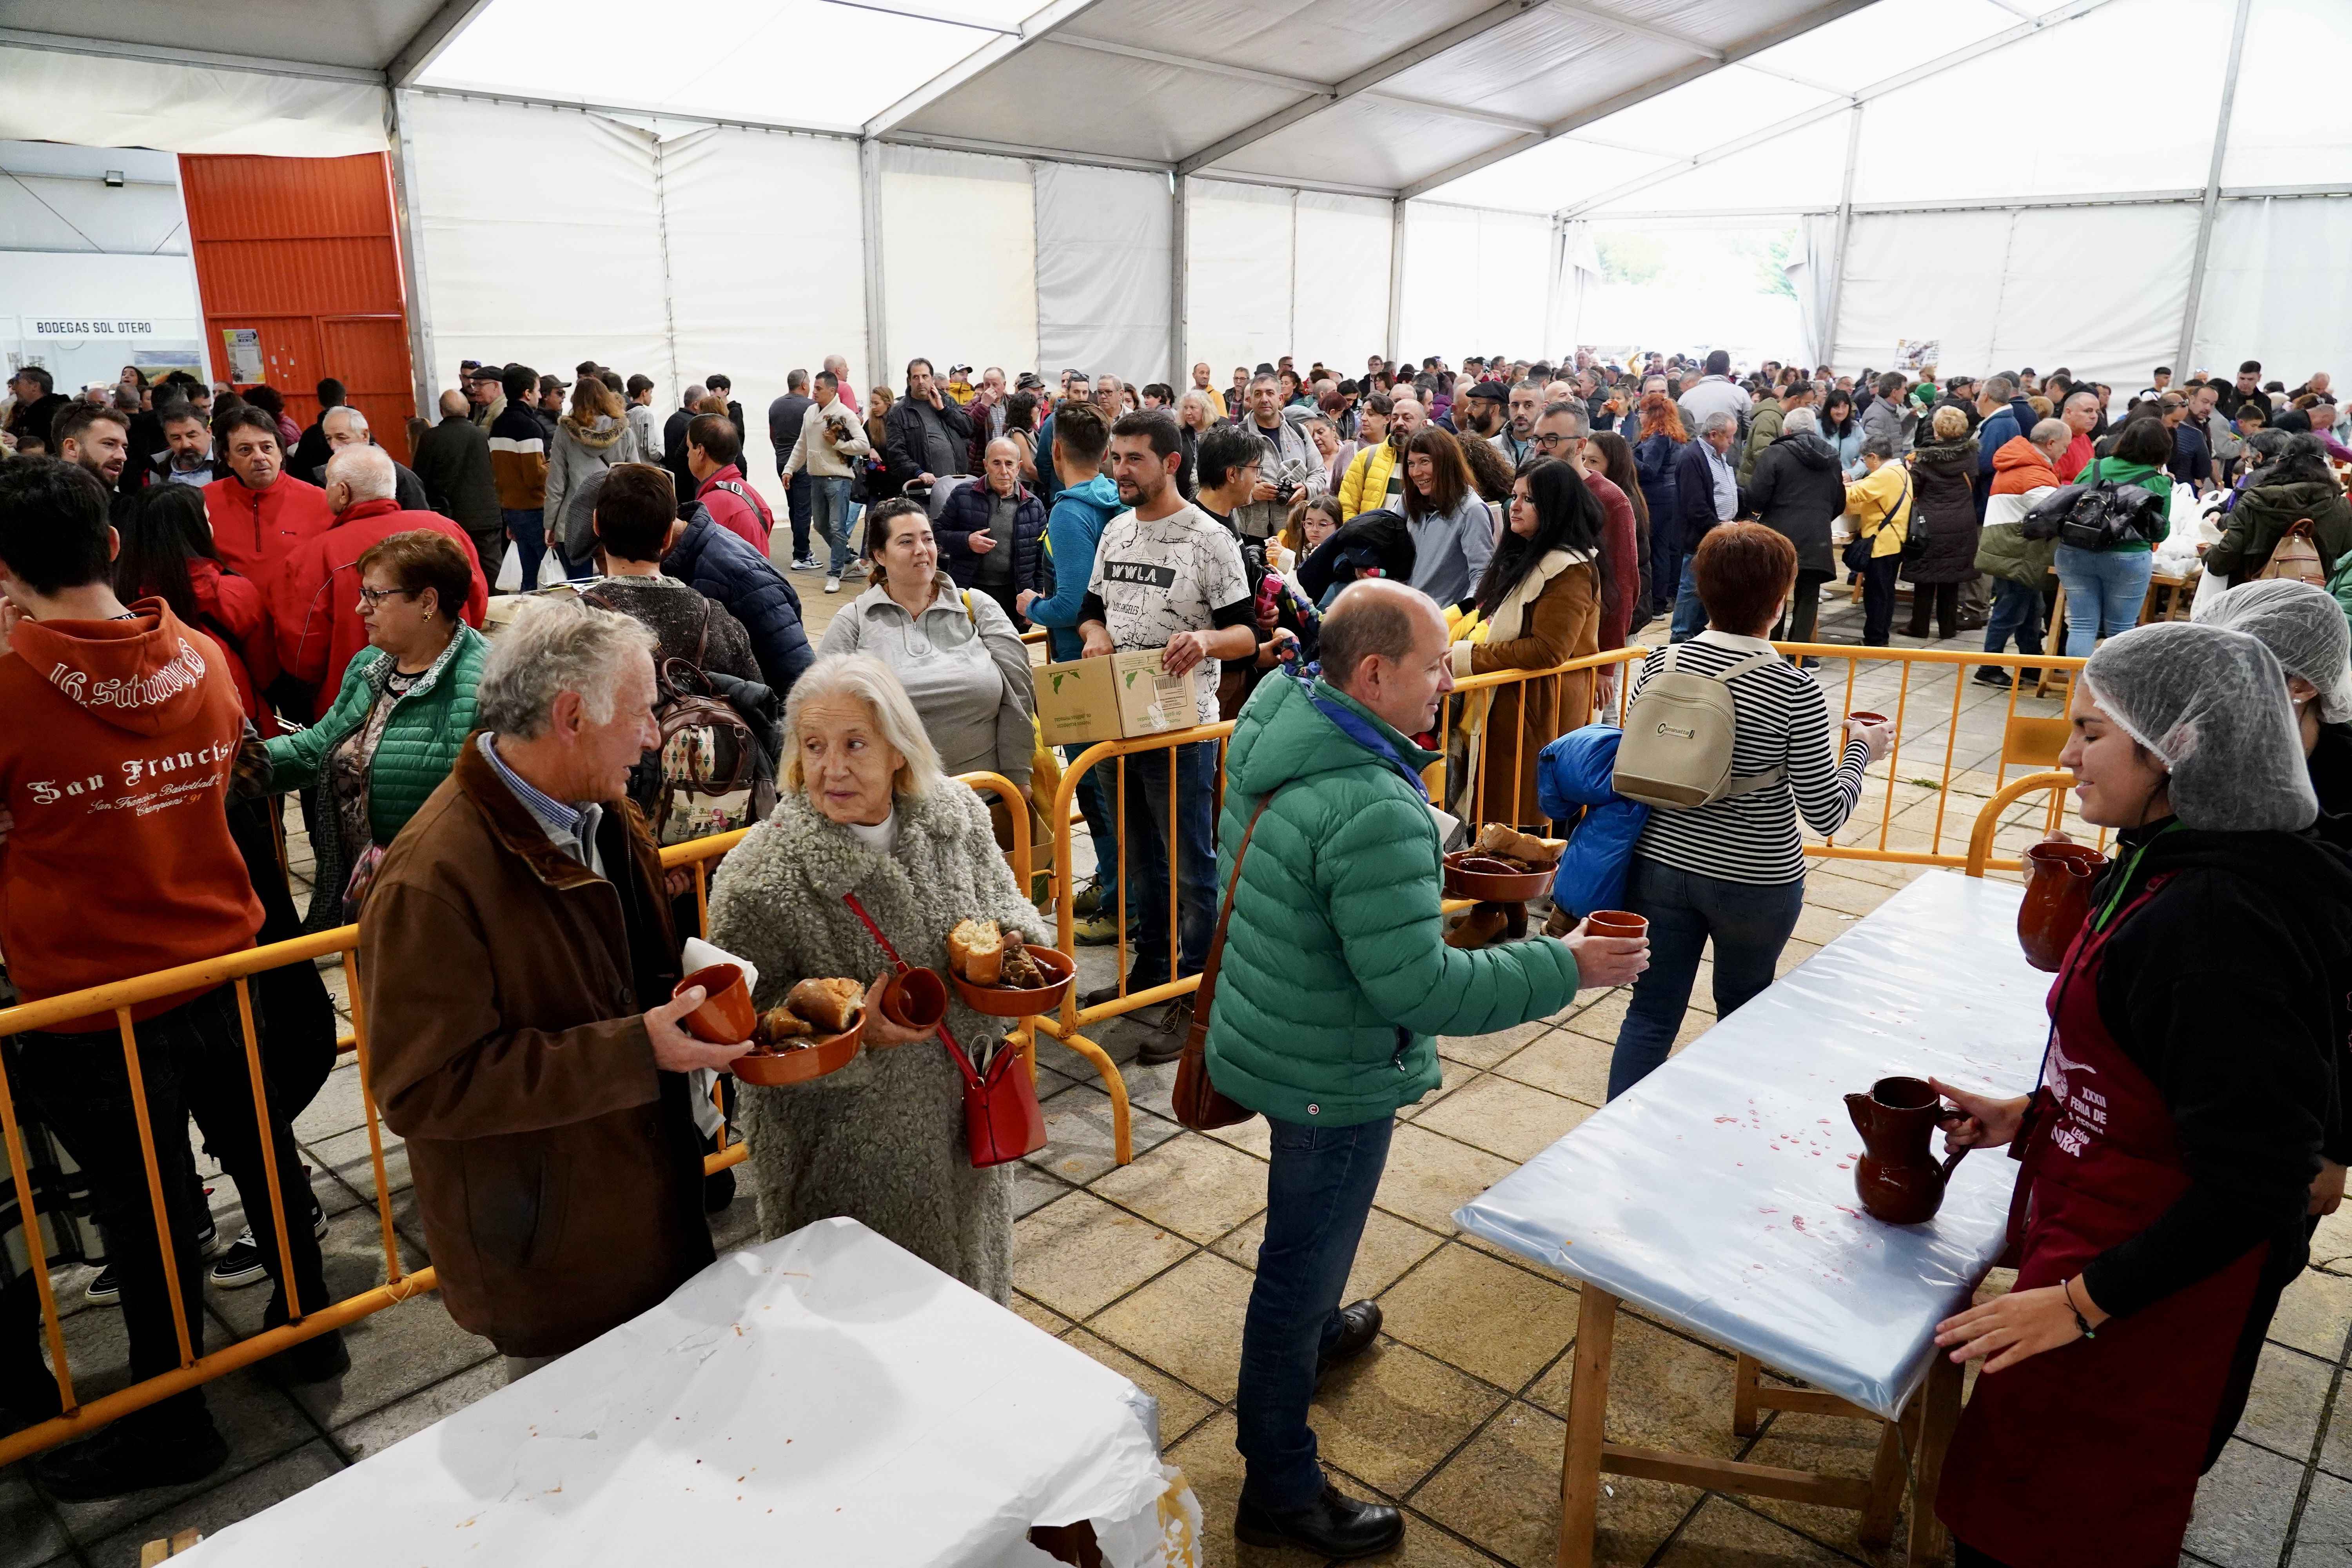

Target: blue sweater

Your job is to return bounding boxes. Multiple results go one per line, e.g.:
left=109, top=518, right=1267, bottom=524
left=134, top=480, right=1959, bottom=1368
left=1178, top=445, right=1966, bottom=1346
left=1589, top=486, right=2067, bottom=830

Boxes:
left=1025, top=474, right=1123, bottom=661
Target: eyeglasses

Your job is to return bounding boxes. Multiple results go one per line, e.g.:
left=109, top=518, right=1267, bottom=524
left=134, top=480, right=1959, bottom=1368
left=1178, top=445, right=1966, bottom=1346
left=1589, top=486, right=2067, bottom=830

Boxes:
left=1531, top=431, right=1581, bottom=449
left=357, top=586, right=420, bottom=608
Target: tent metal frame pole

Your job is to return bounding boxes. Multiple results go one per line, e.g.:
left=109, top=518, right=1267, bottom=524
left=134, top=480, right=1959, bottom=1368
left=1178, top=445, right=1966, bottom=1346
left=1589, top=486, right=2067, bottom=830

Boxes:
left=1385, top=200, right=1407, bottom=367
left=859, top=136, right=889, bottom=394
left=385, top=89, right=438, bottom=426
left=1169, top=174, right=1188, bottom=390
left=2175, top=0, right=2253, bottom=377
left=1822, top=102, right=1863, bottom=374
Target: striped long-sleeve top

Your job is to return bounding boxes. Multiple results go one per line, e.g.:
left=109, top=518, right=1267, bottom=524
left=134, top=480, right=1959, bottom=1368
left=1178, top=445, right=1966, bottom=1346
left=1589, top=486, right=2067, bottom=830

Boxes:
left=1626, top=630, right=1870, bottom=884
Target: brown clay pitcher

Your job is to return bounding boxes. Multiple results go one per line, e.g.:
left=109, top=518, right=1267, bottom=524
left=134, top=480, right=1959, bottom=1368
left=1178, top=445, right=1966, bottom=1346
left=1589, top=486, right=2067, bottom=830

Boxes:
left=2017, top=838, right=2107, bottom=973
left=1844, top=1075, right=1968, bottom=1225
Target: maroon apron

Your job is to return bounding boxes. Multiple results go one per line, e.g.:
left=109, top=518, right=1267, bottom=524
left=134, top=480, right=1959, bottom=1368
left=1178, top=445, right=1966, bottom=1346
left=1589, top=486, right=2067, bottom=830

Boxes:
left=1937, top=874, right=2270, bottom=1567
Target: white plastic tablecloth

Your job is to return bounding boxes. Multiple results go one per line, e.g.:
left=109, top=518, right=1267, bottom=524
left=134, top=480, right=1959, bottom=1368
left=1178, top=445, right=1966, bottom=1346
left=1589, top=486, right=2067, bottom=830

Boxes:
left=1455, top=871, right=2050, bottom=1420
left=183, top=1218, right=1178, bottom=1567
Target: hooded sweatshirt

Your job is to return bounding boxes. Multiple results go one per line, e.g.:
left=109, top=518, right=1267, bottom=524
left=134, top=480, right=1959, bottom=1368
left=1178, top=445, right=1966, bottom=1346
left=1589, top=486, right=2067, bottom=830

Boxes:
left=544, top=412, right=634, bottom=543
left=0, top=600, right=262, bottom=1030
left=1023, top=472, right=1123, bottom=662
left=202, top=472, right=334, bottom=598
left=2076, top=821, right=2352, bottom=1318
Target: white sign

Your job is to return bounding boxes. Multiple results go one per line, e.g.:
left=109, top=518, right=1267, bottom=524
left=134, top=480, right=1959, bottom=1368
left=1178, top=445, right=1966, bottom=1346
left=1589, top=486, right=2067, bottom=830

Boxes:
left=222, top=327, right=262, bottom=384
left=30, top=318, right=161, bottom=337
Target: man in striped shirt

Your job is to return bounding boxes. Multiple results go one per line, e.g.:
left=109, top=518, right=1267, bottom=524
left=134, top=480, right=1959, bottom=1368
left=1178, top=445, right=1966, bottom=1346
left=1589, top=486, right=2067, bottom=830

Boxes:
left=489, top=362, right=552, bottom=590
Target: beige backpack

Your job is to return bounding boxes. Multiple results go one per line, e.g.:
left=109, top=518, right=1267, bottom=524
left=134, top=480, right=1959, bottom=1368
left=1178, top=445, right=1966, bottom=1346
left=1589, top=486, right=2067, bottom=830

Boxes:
left=2259, top=519, right=2328, bottom=588
left=1610, top=645, right=1787, bottom=809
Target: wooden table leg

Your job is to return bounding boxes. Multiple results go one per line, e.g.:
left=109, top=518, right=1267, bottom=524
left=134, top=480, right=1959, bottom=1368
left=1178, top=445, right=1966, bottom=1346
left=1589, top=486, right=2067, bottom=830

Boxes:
left=1904, top=1352, right=1964, bottom=1566
left=1857, top=1408, right=1907, bottom=1550
left=1731, top=1354, right=1761, bottom=1437
left=1556, top=1288, right=1619, bottom=1568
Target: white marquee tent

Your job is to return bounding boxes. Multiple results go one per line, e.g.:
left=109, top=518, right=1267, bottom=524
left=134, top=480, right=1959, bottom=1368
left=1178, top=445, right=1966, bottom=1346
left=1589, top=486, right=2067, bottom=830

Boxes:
left=5, top=0, right=2348, bottom=492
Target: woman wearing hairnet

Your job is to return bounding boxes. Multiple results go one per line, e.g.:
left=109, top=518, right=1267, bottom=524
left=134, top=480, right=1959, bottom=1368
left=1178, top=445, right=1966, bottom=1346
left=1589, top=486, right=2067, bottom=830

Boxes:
left=2196, top=578, right=2352, bottom=840
left=1922, top=622, right=2352, bottom=1568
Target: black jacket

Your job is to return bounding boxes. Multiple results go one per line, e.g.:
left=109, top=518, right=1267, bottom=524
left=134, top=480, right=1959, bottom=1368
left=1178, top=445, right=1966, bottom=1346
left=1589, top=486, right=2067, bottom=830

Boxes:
left=662, top=405, right=699, bottom=515
left=766, top=392, right=811, bottom=478
left=312, top=454, right=430, bottom=513
left=292, top=416, right=335, bottom=485
left=1900, top=437, right=1982, bottom=585
left=935, top=479, right=1046, bottom=597
left=2079, top=821, right=2352, bottom=1317
left=411, top=413, right=500, bottom=536
left=1668, top=437, right=1728, bottom=557
left=1739, top=432, right=1845, bottom=575
left=882, top=395, right=975, bottom=499
left=5, top=392, right=69, bottom=450
left=661, top=503, right=813, bottom=696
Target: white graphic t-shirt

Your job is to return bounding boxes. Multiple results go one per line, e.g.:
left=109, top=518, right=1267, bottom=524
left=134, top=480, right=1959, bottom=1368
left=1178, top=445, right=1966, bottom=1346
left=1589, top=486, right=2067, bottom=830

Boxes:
left=1086, top=502, right=1251, bottom=725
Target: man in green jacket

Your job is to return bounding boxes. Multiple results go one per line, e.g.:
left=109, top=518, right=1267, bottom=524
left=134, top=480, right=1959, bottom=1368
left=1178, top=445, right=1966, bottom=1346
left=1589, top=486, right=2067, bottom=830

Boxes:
left=1209, top=579, right=1648, bottom=1558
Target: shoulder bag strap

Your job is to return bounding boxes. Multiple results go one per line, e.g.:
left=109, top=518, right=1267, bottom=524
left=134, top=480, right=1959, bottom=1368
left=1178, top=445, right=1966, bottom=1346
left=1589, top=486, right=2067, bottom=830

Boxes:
left=1172, top=786, right=1287, bottom=1133
left=1193, top=789, right=1279, bottom=1033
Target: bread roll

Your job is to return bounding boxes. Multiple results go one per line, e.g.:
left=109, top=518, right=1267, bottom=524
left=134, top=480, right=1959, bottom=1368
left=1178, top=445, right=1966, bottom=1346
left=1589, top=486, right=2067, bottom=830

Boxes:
left=1474, top=822, right=1566, bottom=867
left=786, top=976, right=864, bottom=1034
left=947, top=918, right=1004, bottom=985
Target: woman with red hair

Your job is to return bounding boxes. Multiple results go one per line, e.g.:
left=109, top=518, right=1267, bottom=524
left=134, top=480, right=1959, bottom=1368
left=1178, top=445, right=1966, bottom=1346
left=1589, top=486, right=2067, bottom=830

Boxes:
left=1632, top=392, right=1688, bottom=624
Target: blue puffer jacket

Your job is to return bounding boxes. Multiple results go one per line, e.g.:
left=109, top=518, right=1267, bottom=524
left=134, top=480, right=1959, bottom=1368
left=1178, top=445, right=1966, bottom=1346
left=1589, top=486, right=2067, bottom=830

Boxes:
left=936, top=479, right=1047, bottom=596
left=663, top=502, right=813, bottom=695
left=1023, top=474, right=1123, bottom=662
left=1536, top=725, right=1650, bottom=919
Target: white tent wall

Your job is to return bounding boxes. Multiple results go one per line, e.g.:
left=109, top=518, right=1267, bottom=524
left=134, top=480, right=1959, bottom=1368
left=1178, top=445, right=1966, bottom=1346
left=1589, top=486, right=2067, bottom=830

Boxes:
left=667, top=127, right=868, bottom=493
left=1397, top=203, right=1551, bottom=363
left=2192, top=197, right=2352, bottom=390
left=1186, top=181, right=1295, bottom=382
left=1290, top=192, right=1392, bottom=380
left=1831, top=203, right=2196, bottom=385
left=403, top=94, right=670, bottom=419
left=0, top=44, right=388, bottom=158
left=879, top=145, right=1037, bottom=405
left=1033, top=163, right=1171, bottom=387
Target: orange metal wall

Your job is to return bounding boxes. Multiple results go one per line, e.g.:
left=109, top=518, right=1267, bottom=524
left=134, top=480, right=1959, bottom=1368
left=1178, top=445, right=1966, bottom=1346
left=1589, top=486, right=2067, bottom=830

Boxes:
left=180, top=154, right=416, bottom=466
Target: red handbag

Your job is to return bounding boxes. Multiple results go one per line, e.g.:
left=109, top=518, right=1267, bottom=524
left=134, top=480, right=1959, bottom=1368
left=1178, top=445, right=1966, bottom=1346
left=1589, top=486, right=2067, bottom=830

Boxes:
left=844, top=895, right=1047, bottom=1169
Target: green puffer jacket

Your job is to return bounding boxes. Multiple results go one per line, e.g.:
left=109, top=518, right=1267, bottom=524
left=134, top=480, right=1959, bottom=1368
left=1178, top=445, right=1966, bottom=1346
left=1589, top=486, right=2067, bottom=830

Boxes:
left=1205, top=673, right=1582, bottom=1127
left=266, top=623, right=488, bottom=844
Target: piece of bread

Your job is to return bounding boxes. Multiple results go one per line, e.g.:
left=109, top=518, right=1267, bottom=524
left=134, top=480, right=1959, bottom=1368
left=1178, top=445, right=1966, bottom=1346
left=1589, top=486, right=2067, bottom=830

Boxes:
left=947, top=918, right=1004, bottom=985
left=756, top=1005, right=815, bottom=1048
left=1475, top=822, right=1566, bottom=867
left=786, top=977, right=864, bottom=1034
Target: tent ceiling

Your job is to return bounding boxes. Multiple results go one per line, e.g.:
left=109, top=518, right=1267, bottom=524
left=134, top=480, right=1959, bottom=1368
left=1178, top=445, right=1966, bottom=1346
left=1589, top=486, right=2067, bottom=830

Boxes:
left=6, top=0, right=2303, bottom=221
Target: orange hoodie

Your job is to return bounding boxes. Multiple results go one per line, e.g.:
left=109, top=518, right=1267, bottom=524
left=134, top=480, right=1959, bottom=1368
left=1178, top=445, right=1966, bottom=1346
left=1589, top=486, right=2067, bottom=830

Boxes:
left=0, top=599, right=262, bottom=1031
left=1991, top=434, right=2062, bottom=496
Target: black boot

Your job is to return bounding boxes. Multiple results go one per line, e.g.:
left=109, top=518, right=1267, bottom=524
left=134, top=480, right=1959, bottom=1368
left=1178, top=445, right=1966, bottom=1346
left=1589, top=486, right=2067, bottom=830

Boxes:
left=271, top=1326, right=350, bottom=1384
left=34, top=1415, right=228, bottom=1501
left=1235, top=1483, right=1404, bottom=1559
left=1317, top=1300, right=1381, bottom=1384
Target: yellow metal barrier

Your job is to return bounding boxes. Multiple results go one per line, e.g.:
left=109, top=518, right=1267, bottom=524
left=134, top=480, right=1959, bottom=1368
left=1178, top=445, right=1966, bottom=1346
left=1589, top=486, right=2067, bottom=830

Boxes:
left=1964, top=772, right=2078, bottom=878
left=1771, top=642, right=2098, bottom=873
left=0, top=773, right=1022, bottom=1466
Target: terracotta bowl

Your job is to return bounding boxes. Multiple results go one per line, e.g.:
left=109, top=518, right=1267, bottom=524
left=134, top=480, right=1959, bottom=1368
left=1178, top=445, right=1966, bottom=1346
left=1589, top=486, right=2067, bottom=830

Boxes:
left=882, top=967, right=949, bottom=1030
left=1847, top=710, right=1889, bottom=727
left=1441, top=851, right=1553, bottom=904
left=951, top=946, right=1076, bottom=1017
left=731, top=1014, right=864, bottom=1085
left=676, top=963, right=757, bottom=1045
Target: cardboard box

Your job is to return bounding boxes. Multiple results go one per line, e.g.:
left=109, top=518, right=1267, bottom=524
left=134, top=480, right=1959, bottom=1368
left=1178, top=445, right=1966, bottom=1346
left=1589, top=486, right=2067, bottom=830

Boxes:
left=1110, top=648, right=1198, bottom=737
left=1034, top=650, right=1203, bottom=746
left=1034, top=657, right=1123, bottom=747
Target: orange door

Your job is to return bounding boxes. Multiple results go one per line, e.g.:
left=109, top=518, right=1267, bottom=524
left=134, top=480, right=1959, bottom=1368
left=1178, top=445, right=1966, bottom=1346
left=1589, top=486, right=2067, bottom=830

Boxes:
left=319, top=316, right=417, bottom=465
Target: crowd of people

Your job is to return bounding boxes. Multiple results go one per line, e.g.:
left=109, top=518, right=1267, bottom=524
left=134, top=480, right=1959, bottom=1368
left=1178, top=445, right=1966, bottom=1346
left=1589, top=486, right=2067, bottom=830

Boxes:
left=2, top=336, right=2350, bottom=1563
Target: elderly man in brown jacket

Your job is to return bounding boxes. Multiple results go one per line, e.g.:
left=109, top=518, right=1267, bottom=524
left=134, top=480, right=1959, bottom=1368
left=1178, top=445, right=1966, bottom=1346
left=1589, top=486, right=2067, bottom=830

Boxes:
left=359, top=597, right=745, bottom=1379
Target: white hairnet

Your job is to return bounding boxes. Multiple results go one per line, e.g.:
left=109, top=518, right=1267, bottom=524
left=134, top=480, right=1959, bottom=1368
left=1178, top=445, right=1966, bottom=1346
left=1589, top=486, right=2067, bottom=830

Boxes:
left=2192, top=578, right=2352, bottom=725
left=2081, top=622, right=2318, bottom=832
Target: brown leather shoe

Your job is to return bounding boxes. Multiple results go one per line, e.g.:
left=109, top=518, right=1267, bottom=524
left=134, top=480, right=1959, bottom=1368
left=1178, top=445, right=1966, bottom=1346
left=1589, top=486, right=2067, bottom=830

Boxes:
left=1543, top=904, right=1575, bottom=938
left=1445, top=903, right=1510, bottom=949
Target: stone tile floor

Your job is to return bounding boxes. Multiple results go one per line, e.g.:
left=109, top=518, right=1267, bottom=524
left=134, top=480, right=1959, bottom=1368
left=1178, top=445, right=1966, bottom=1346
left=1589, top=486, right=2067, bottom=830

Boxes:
left=13, top=595, right=2332, bottom=1567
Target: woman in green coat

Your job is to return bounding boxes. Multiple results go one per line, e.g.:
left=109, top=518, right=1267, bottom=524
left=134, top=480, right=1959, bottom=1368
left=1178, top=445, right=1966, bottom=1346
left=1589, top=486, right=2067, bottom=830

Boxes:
left=2209, top=435, right=2352, bottom=588
left=266, top=530, right=486, bottom=927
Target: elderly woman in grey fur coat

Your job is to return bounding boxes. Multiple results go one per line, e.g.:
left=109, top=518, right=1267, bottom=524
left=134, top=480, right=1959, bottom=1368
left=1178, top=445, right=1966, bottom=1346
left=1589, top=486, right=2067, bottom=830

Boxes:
left=708, top=652, right=1042, bottom=1301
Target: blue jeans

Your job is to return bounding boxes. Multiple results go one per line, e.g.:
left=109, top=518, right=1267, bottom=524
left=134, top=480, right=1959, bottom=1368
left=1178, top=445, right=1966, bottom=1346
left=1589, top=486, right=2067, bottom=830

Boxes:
left=1607, top=857, right=1806, bottom=1100
left=504, top=506, right=547, bottom=591
left=1120, top=739, right=1216, bottom=988
left=2053, top=545, right=2154, bottom=657
left=1670, top=550, right=1706, bottom=642
left=783, top=470, right=813, bottom=559
left=1065, top=742, right=1131, bottom=916
left=812, top=476, right=855, bottom=577
left=1236, top=1113, right=1394, bottom=1511
left=1981, top=576, right=2045, bottom=668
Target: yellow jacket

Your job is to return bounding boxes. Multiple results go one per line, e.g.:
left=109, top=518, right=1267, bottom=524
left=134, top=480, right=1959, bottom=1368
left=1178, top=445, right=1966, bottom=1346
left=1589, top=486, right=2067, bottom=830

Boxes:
left=1339, top=439, right=1401, bottom=520
left=1844, top=461, right=1913, bottom=559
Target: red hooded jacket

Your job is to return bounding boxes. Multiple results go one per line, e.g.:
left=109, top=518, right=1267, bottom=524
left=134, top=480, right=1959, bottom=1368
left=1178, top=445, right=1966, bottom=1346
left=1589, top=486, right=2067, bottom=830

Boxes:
left=273, top=497, right=489, bottom=701
left=203, top=472, right=334, bottom=600
left=181, top=557, right=281, bottom=737
left=0, top=599, right=263, bottom=1030
left=695, top=465, right=773, bottom=557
